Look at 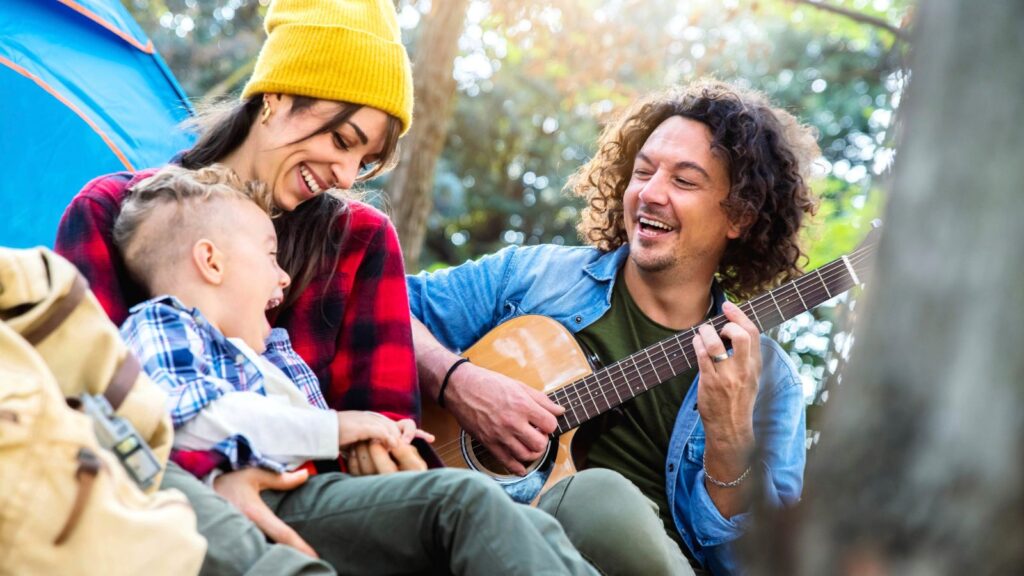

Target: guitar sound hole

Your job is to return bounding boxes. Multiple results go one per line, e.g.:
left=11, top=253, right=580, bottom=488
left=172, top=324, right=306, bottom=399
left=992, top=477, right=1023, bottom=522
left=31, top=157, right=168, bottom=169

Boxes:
left=463, top=433, right=546, bottom=479
left=473, top=446, right=513, bottom=475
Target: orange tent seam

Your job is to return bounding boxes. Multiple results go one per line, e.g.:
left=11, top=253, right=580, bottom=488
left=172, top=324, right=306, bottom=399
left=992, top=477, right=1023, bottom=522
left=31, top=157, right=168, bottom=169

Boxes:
left=0, top=54, right=135, bottom=172
left=56, top=0, right=155, bottom=54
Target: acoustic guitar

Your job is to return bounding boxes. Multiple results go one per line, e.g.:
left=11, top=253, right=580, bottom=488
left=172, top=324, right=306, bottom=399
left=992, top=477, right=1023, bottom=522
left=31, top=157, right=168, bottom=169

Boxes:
left=423, top=225, right=879, bottom=504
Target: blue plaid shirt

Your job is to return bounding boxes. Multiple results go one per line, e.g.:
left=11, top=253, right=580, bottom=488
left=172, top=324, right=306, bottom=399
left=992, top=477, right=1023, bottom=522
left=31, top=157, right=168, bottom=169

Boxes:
left=120, top=296, right=329, bottom=472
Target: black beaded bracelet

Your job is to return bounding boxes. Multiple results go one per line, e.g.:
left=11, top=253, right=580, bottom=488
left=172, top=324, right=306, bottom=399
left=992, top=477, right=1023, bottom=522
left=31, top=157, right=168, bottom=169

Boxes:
left=438, top=358, right=471, bottom=408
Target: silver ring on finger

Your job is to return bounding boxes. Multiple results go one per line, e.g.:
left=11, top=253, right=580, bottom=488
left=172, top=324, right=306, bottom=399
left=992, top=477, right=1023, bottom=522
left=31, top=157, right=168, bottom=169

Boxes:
left=711, top=352, right=730, bottom=363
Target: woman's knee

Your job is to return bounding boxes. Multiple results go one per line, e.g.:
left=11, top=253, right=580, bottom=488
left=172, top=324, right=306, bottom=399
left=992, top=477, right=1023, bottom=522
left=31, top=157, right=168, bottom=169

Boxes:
left=432, top=468, right=509, bottom=506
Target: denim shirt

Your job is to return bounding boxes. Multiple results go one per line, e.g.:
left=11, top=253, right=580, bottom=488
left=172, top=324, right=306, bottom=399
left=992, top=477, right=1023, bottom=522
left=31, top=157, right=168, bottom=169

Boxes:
left=408, top=244, right=806, bottom=575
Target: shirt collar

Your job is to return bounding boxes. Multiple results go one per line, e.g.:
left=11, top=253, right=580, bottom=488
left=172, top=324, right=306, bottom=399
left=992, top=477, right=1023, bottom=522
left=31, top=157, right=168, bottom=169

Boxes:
left=129, top=294, right=195, bottom=316
left=131, top=294, right=284, bottom=350
left=580, top=246, right=728, bottom=317
left=710, top=279, right=726, bottom=316
left=583, top=245, right=630, bottom=282
left=583, top=246, right=725, bottom=295
left=123, top=167, right=162, bottom=190
left=130, top=294, right=229, bottom=341
left=265, top=327, right=293, bottom=349
left=124, top=151, right=185, bottom=189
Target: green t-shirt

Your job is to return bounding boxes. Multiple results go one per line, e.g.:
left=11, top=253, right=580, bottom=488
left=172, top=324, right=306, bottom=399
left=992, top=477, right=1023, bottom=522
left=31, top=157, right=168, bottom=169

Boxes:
left=575, top=270, right=701, bottom=549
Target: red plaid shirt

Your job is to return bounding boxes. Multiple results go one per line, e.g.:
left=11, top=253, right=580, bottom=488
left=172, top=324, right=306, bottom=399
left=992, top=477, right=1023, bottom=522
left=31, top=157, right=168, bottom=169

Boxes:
left=56, top=169, right=419, bottom=474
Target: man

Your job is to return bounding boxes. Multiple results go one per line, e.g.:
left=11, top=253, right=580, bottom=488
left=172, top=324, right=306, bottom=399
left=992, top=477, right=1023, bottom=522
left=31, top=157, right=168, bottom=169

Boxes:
left=408, top=80, right=819, bottom=575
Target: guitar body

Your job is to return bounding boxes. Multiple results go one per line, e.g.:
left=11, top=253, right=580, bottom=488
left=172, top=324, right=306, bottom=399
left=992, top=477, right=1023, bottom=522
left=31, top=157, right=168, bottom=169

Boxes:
left=422, top=315, right=592, bottom=504
left=422, top=226, right=880, bottom=504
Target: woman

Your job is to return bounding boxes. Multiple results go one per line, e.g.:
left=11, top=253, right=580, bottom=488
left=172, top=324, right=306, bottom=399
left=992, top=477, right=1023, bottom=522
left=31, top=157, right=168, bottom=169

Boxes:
left=55, top=1, right=594, bottom=574
left=59, top=1, right=417, bottom=435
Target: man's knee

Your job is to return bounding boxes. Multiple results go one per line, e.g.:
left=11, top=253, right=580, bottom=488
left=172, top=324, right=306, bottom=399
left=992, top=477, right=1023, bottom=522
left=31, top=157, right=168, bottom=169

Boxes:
left=542, top=468, right=653, bottom=524
left=568, top=467, right=642, bottom=495
left=538, top=469, right=690, bottom=575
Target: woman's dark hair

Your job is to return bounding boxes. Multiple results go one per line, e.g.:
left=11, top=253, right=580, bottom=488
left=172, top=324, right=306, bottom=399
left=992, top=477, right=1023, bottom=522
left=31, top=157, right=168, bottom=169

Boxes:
left=180, top=94, right=402, bottom=311
left=567, top=80, right=820, bottom=300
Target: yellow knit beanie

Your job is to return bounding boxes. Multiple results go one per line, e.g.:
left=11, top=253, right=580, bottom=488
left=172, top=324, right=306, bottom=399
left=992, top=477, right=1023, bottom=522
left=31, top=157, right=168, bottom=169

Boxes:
left=242, top=0, right=414, bottom=135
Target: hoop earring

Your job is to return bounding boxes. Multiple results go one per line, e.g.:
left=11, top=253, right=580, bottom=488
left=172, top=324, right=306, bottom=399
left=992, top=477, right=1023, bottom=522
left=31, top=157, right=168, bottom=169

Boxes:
left=260, top=99, right=272, bottom=125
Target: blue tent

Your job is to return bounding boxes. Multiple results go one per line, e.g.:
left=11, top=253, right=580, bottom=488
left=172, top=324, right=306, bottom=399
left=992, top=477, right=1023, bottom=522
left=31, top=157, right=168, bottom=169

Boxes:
left=0, top=0, right=194, bottom=248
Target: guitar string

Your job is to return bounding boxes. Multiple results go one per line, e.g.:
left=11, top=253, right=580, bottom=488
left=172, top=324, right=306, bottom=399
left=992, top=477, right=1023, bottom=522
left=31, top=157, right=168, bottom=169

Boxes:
left=435, top=262, right=871, bottom=465
left=549, top=247, right=874, bottom=427
left=437, top=247, right=873, bottom=463
left=432, top=246, right=875, bottom=463
left=548, top=247, right=874, bottom=427
left=433, top=247, right=874, bottom=463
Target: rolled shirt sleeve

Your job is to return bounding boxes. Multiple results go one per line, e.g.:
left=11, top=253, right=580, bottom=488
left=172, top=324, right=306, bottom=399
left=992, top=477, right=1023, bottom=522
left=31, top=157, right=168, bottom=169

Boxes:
left=176, top=392, right=339, bottom=468
left=407, top=246, right=520, bottom=352
left=674, top=338, right=807, bottom=574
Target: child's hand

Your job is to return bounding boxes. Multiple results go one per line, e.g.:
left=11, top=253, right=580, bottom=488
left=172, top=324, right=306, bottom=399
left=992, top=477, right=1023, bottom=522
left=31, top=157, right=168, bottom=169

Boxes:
left=337, top=411, right=403, bottom=449
left=396, top=418, right=435, bottom=445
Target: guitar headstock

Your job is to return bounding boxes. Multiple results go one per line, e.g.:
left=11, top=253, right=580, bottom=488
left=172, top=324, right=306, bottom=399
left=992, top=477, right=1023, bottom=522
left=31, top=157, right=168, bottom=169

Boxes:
left=849, top=219, right=882, bottom=284
left=859, top=219, right=883, bottom=249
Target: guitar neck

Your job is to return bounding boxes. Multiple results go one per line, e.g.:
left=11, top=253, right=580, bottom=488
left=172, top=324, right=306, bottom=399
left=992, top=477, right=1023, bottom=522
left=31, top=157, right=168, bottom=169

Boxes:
left=548, top=243, right=876, bottom=433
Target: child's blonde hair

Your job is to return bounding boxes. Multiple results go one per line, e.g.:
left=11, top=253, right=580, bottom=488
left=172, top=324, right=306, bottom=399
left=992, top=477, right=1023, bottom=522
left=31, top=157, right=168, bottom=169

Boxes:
left=113, top=164, right=272, bottom=290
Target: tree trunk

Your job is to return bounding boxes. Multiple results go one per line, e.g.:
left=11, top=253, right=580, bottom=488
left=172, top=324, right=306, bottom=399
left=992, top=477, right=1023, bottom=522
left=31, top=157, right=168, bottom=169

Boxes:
left=748, top=2, right=1024, bottom=574
left=386, top=0, right=469, bottom=270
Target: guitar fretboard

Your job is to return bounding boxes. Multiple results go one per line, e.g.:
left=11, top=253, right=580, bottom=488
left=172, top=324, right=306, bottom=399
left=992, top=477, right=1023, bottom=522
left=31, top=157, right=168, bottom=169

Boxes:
left=547, top=243, right=876, bottom=433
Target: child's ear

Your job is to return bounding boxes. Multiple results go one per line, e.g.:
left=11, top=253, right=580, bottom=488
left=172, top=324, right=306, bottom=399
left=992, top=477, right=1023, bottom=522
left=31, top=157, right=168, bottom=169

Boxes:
left=192, top=239, right=225, bottom=285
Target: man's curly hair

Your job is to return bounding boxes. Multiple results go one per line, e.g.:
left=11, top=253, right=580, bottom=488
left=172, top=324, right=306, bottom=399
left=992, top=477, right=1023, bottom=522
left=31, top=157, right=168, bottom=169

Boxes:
left=568, top=80, right=820, bottom=300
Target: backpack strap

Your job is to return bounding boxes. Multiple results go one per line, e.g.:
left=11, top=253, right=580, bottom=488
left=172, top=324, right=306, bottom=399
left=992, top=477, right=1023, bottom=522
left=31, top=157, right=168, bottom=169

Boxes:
left=53, top=448, right=102, bottom=546
left=20, top=271, right=140, bottom=411
left=21, top=274, right=88, bottom=346
left=105, top=353, right=141, bottom=411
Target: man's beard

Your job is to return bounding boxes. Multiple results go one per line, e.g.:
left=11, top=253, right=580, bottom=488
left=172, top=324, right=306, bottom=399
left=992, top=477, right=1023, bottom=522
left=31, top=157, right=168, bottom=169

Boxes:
left=629, top=243, right=677, bottom=273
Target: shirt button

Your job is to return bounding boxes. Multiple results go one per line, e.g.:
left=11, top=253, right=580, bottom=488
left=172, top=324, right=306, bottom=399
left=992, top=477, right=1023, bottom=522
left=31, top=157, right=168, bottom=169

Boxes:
left=668, top=463, right=676, bottom=473
left=235, top=355, right=245, bottom=364
left=574, top=315, right=583, bottom=323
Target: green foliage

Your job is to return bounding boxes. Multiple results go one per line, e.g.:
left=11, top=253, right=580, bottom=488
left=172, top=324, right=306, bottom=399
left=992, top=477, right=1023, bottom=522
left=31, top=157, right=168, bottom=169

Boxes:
left=124, top=0, right=912, bottom=422
left=804, top=179, right=884, bottom=268
left=416, top=0, right=908, bottom=270
left=122, top=0, right=265, bottom=98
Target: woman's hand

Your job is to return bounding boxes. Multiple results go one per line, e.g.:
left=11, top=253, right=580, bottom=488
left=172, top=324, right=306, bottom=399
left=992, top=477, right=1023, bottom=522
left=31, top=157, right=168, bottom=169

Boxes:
left=346, top=440, right=429, bottom=476
left=212, top=468, right=318, bottom=558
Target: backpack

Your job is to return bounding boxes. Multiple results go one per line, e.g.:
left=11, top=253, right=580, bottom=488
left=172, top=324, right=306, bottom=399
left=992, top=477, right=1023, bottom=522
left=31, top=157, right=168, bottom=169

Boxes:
left=0, top=247, right=206, bottom=575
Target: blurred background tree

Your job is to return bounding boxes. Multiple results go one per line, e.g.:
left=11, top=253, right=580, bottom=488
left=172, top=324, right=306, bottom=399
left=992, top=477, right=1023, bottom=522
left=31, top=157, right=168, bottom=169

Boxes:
left=748, top=2, right=1024, bottom=572
left=122, top=0, right=912, bottom=440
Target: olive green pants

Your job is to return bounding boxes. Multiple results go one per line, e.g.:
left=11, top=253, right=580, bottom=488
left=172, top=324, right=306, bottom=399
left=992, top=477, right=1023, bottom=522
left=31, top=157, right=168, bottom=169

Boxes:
left=161, top=462, right=332, bottom=576
left=537, top=468, right=697, bottom=576
left=161, top=463, right=595, bottom=576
